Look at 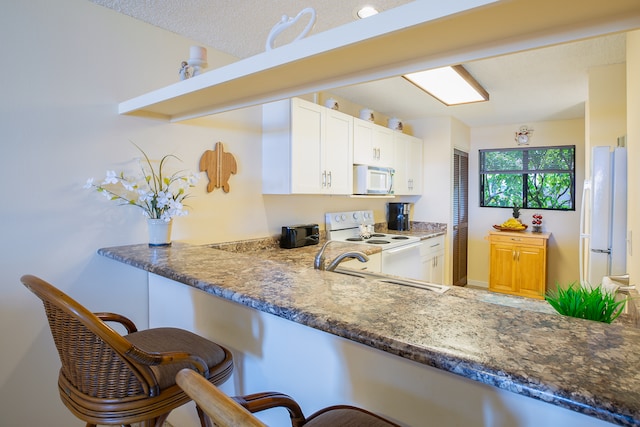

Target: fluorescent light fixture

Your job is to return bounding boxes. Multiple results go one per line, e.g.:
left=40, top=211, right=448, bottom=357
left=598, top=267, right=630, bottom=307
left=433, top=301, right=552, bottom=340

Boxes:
left=356, top=6, right=379, bottom=19
left=403, top=65, right=489, bottom=106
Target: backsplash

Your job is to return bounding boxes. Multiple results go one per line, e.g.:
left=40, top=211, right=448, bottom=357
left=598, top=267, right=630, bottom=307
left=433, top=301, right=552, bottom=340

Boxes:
left=376, top=221, right=447, bottom=233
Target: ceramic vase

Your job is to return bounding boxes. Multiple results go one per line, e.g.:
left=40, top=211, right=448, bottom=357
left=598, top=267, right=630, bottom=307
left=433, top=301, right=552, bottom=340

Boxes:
left=388, top=117, right=404, bottom=132
left=147, top=219, right=173, bottom=246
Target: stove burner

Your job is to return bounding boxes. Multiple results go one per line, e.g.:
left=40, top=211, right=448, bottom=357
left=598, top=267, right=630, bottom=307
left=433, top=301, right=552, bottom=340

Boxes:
left=391, top=236, right=409, bottom=240
left=371, top=233, right=386, bottom=237
left=367, top=239, right=391, bottom=245
left=346, top=237, right=364, bottom=242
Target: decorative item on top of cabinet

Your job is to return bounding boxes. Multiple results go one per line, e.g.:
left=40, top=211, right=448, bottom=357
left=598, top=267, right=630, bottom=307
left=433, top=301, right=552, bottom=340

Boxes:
left=532, top=213, right=543, bottom=233
left=359, top=108, right=375, bottom=121
left=200, top=142, right=237, bottom=193
left=388, top=117, right=404, bottom=132
left=488, top=230, right=550, bottom=299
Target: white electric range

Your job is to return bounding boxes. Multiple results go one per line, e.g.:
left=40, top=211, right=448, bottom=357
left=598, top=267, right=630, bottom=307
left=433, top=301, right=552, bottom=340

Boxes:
left=325, top=210, right=422, bottom=278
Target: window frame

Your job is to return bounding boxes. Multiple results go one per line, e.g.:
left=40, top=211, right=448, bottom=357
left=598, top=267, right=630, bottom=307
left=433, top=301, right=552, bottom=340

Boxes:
left=479, top=145, right=576, bottom=211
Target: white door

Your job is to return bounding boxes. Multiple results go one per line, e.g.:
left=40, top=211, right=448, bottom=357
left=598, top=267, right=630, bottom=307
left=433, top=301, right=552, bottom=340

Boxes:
left=324, top=109, right=353, bottom=194
left=290, top=98, right=323, bottom=193
left=588, top=146, right=612, bottom=285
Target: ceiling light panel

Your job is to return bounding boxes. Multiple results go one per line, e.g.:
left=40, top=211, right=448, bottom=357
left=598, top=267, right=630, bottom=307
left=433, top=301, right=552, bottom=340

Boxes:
left=404, top=65, right=489, bottom=106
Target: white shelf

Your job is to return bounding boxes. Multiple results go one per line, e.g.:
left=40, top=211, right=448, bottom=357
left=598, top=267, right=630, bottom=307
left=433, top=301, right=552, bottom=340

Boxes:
left=118, top=0, right=640, bottom=122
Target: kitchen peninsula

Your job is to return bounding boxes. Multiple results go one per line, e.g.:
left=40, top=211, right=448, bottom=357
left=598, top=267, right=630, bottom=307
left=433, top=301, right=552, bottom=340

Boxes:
left=98, top=239, right=640, bottom=427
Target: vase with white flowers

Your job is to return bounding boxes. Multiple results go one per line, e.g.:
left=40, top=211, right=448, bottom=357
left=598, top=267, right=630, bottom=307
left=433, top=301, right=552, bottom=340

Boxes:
left=85, top=144, right=198, bottom=246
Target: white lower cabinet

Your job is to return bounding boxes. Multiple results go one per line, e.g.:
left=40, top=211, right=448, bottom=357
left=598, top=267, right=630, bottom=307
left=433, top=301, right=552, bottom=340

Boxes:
left=394, top=132, right=423, bottom=195
left=420, top=235, right=445, bottom=284
left=262, top=98, right=353, bottom=194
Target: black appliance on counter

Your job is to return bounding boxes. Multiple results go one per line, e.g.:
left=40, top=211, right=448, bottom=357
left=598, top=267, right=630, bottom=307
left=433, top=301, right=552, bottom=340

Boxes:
left=280, top=224, right=320, bottom=249
left=388, top=203, right=411, bottom=231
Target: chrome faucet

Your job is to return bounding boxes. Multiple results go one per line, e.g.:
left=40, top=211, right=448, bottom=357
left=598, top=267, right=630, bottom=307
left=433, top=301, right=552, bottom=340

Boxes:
left=314, top=240, right=370, bottom=271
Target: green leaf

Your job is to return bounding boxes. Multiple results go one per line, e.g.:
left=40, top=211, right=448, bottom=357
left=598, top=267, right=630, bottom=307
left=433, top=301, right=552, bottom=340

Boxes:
left=545, top=282, right=629, bottom=323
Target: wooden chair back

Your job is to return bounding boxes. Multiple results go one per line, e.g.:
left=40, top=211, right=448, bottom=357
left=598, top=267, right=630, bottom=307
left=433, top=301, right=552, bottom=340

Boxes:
left=21, top=274, right=159, bottom=399
left=176, top=368, right=267, bottom=427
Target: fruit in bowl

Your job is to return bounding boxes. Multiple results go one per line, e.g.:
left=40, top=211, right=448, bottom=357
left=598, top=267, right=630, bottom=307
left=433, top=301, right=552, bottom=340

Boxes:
left=493, top=217, right=527, bottom=231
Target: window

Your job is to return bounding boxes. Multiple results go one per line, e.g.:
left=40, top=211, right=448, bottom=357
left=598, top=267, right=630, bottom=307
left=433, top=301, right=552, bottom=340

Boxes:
left=480, top=145, right=575, bottom=210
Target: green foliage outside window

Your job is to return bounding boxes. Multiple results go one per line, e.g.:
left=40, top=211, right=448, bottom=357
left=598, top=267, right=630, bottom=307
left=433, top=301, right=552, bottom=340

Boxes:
left=480, top=145, right=575, bottom=210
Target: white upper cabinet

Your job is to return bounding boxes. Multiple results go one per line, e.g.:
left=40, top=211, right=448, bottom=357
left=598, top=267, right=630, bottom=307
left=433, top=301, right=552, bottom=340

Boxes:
left=393, top=132, right=423, bottom=195
left=353, top=119, right=395, bottom=167
left=262, top=98, right=353, bottom=195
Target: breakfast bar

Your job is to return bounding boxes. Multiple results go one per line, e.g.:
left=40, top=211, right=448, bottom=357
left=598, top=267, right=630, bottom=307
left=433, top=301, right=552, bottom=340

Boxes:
left=98, top=240, right=640, bottom=427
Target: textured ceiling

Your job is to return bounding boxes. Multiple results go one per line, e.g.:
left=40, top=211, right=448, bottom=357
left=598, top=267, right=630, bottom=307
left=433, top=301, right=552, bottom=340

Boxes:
left=88, top=0, right=627, bottom=127
left=89, top=0, right=414, bottom=58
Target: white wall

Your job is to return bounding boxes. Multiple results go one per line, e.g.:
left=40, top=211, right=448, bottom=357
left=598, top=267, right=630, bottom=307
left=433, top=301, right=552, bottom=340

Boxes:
left=411, top=116, right=470, bottom=285
left=0, top=2, right=391, bottom=426
left=468, top=120, right=586, bottom=289
left=627, top=31, right=640, bottom=285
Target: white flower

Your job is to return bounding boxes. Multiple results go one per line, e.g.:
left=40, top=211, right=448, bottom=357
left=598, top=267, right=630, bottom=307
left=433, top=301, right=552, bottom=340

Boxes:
left=83, top=178, right=94, bottom=189
left=85, top=144, right=197, bottom=221
left=103, top=170, right=119, bottom=185
left=121, top=179, right=135, bottom=191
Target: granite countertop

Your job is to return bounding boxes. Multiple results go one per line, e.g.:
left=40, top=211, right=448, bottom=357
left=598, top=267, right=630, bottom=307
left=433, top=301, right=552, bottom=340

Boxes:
left=98, top=238, right=640, bottom=427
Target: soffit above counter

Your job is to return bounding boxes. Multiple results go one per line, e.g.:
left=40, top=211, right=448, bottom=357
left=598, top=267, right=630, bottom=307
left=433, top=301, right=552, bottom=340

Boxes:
left=118, top=0, right=640, bottom=122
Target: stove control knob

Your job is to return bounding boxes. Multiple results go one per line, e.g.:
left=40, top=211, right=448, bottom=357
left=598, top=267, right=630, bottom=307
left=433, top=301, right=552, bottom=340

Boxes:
left=352, top=212, right=359, bottom=220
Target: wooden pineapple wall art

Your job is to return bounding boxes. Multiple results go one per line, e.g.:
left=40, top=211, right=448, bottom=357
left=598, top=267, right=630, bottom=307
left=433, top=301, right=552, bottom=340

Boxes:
left=199, top=142, right=237, bottom=193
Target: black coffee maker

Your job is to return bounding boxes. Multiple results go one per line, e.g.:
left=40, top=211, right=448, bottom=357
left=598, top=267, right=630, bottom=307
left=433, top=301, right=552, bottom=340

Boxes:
left=388, top=202, right=411, bottom=231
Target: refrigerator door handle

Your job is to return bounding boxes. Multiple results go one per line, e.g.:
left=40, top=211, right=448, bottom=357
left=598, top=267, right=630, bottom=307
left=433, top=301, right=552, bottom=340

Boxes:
left=579, top=180, right=591, bottom=286
left=591, top=248, right=611, bottom=254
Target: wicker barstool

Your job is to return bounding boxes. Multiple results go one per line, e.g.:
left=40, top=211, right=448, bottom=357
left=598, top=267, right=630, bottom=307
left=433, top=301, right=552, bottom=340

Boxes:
left=22, top=274, right=233, bottom=427
left=176, top=368, right=401, bottom=427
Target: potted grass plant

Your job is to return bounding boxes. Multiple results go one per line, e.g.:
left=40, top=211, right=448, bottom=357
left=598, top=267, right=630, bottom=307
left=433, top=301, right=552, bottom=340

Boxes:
left=545, top=282, right=627, bottom=324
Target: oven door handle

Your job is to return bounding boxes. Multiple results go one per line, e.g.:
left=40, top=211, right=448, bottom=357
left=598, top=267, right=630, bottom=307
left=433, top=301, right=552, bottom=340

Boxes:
left=385, top=242, right=421, bottom=254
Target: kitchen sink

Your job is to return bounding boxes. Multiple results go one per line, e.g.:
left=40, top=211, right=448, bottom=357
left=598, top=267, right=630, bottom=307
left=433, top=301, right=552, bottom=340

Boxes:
left=332, top=267, right=450, bottom=294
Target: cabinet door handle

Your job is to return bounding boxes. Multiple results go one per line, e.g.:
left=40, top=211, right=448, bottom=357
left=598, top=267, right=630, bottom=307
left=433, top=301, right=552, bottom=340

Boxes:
left=513, top=250, right=516, bottom=260
left=372, top=148, right=377, bottom=160
left=322, top=171, right=326, bottom=188
left=327, top=171, right=332, bottom=188
left=510, top=238, right=522, bottom=241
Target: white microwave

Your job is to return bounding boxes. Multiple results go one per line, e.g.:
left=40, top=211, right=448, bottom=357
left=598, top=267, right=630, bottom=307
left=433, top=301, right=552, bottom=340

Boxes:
left=353, top=165, right=394, bottom=195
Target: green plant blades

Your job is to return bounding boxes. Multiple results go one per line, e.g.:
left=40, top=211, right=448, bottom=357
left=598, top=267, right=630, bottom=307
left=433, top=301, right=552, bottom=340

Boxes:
left=545, top=282, right=627, bottom=324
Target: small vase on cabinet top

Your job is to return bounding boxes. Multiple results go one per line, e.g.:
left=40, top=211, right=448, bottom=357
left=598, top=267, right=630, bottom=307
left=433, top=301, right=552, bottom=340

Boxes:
left=147, top=219, right=173, bottom=246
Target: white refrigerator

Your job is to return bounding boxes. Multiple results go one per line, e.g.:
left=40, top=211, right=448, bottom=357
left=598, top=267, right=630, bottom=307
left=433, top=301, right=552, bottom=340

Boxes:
left=579, top=145, right=627, bottom=286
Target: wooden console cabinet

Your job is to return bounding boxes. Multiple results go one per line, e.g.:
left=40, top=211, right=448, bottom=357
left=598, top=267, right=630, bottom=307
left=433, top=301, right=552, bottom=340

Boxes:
left=488, top=231, right=550, bottom=299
